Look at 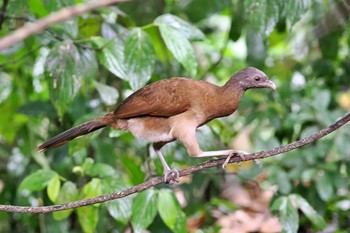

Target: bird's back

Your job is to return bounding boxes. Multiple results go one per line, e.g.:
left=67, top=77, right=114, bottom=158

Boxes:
left=114, top=77, right=219, bottom=119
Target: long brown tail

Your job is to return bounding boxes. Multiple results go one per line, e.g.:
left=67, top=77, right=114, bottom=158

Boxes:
left=38, top=113, right=115, bottom=152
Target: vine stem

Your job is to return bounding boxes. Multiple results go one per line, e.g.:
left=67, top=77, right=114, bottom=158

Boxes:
left=0, top=112, right=349, bottom=213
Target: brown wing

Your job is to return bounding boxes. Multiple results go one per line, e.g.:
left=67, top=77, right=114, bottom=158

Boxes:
left=114, top=78, right=193, bottom=119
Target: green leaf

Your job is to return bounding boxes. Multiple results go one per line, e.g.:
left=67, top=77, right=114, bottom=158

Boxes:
left=45, top=0, right=77, bottom=37
left=156, top=189, right=187, bottom=233
left=44, top=0, right=73, bottom=13
left=27, top=0, right=48, bottom=17
left=19, top=169, right=56, bottom=191
left=45, top=41, right=97, bottom=117
left=82, top=157, right=94, bottom=174
left=157, top=189, right=177, bottom=230
left=82, top=178, right=102, bottom=200
left=85, top=162, right=118, bottom=178
left=47, top=175, right=61, bottom=202
left=156, top=24, right=198, bottom=76
left=210, top=197, right=237, bottom=211
left=92, top=37, right=127, bottom=80
left=271, top=196, right=299, bottom=233
left=316, top=172, right=334, bottom=201
left=229, top=1, right=244, bottom=41
left=77, top=205, right=99, bottom=233
left=119, top=154, right=145, bottom=184
left=132, top=189, right=158, bottom=232
left=124, top=28, right=156, bottom=90
left=184, top=0, right=231, bottom=22
left=173, top=209, right=187, bottom=233
left=79, top=16, right=102, bottom=38
left=284, top=0, right=310, bottom=27
left=155, top=14, right=205, bottom=40
left=289, top=194, right=326, bottom=230
left=53, top=181, right=78, bottom=220
left=155, top=14, right=201, bottom=76
left=268, top=166, right=292, bottom=194
left=0, top=102, right=28, bottom=142
left=103, top=178, right=133, bottom=224
left=281, top=199, right=299, bottom=233
left=311, top=89, right=331, bottom=110
left=146, top=26, right=169, bottom=62
left=244, top=0, right=279, bottom=36
left=301, top=168, right=317, bottom=183
left=18, top=100, right=55, bottom=117
left=55, top=18, right=78, bottom=39
left=319, top=29, right=342, bottom=60
left=0, top=72, right=12, bottom=104
left=94, top=81, right=119, bottom=106
left=276, top=169, right=292, bottom=194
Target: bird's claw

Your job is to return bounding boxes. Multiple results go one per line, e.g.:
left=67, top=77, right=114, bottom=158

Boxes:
left=222, top=152, right=249, bottom=170
left=164, top=168, right=180, bottom=184
left=222, top=155, right=233, bottom=170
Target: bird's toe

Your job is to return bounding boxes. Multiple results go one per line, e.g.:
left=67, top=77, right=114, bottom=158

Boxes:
left=222, top=151, right=249, bottom=169
left=164, top=168, right=180, bottom=184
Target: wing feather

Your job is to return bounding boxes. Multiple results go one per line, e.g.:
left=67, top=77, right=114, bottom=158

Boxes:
left=114, top=78, right=192, bottom=118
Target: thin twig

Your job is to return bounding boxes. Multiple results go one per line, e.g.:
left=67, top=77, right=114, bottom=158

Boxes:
left=0, top=112, right=349, bottom=213
left=0, top=0, right=130, bottom=51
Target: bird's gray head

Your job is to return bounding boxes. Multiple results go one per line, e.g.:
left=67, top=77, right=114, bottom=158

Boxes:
left=229, top=67, right=276, bottom=91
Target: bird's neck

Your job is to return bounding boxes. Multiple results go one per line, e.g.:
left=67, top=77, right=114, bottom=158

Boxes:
left=194, top=79, right=245, bottom=126
left=221, top=78, right=245, bottom=98
left=207, top=82, right=245, bottom=118
left=223, top=76, right=245, bottom=90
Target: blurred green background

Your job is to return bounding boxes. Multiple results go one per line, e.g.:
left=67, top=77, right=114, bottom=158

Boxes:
left=0, top=0, right=350, bottom=232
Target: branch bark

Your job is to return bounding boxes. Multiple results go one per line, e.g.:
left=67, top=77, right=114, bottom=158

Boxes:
left=0, top=0, right=130, bottom=51
left=0, top=112, right=349, bottom=213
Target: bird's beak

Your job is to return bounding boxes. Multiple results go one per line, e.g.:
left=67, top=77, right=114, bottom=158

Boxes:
left=266, top=80, right=276, bottom=90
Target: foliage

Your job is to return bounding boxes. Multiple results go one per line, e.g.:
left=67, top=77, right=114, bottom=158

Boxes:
left=1, top=0, right=350, bottom=232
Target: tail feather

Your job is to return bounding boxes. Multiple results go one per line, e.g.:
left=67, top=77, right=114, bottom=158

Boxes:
left=38, top=113, right=114, bottom=152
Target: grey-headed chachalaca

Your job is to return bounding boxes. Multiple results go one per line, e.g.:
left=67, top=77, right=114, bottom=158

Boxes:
left=39, top=67, right=276, bottom=182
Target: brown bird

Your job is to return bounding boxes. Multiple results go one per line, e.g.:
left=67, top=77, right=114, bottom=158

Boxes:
left=39, top=67, right=276, bottom=182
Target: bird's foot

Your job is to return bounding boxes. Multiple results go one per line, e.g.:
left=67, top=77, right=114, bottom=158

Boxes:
left=222, top=151, right=249, bottom=170
left=164, top=168, right=180, bottom=184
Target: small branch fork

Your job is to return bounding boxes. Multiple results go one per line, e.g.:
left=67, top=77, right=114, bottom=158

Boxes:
left=0, top=112, right=349, bottom=213
left=0, top=0, right=130, bottom=51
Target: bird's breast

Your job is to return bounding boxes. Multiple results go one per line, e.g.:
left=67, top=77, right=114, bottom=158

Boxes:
left=195, top=97, right=240, bottom=126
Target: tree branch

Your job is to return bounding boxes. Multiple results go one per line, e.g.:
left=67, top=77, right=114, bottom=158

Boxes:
left=0, top=112, right=349, bottom=213
left=0, top=0, right=130, bottom=51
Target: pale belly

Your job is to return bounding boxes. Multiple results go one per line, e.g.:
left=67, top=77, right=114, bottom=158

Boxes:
left=116, top=117, right=175, bottom=143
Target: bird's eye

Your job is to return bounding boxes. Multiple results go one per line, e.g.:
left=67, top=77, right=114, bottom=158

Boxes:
left=254, top=76, right=261, bottom=81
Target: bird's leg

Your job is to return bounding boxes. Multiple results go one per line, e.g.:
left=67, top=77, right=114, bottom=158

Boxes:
left=153, top=143, right=179, bottom=183
left=175, top=128, right=249, bottom=170
left=174, top=123, right=248, bottom=169
left=197, top=150, right=249, bottom=169
left=197, top=149, right=248, bottom=157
